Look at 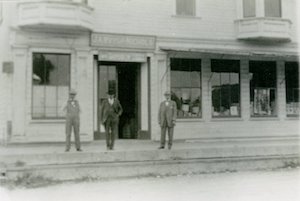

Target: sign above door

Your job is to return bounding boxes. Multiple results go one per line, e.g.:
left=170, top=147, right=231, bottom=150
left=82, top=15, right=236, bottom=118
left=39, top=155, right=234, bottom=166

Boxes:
left=91, top=32, right=156, bottom=51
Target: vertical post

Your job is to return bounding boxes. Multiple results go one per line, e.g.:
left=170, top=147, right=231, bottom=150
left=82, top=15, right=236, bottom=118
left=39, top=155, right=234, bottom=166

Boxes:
left=240, top=58, right=250, bottom=120
left=277, top=60, right=286, bottom=120
left=201, top=58, right=211, bottom=121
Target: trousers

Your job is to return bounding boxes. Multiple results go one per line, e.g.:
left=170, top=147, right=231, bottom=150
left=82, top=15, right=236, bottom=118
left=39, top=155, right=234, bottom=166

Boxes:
left=160, top=126, right=174, bottom=148
left=104, top=117, right=119, bottom=149
left=65, top=116, right=81, bottom=150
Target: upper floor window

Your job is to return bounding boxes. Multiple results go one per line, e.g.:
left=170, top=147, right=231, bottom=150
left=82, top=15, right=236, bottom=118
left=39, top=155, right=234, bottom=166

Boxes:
left=285, top=62, right=299, bottom=117
left=211, top=60, right=241, bottom=117
left=176, top=0, right=195, bottom=16
left=0, top=2, right=2, bottom=24
left=32, top=53, right=70, bottom=119
left=264, top=0, right=281, bottom=17
left=243, top=0, right=256, bottom=18
left=242, top=0, right=281, bottom=18
left=171, top=58, right=202, bottom=118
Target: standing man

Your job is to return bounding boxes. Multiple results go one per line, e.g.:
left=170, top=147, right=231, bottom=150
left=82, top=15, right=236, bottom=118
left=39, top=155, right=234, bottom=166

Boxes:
left=63, top=89, right=82, bottom=152
left=158, top=91, right=177, bottom=150
left=100, top=89, right=123, bottom=150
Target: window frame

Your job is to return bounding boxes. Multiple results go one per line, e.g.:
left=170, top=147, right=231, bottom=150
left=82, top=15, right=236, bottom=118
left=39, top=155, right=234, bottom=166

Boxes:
left=264, top=0, right=282, bottom=18
left=31, top=52, right=71, bottom=119
left=241, top=0, right=282, bottom=19
left=285, top=61, right=299, bottom=117
left=170, top=58, right=202, bottom=119
left=175, top=0, right=196, bottom=17
left=249, top=61, right=277, bottom=117
left=211, top=59, right=241, bottom=118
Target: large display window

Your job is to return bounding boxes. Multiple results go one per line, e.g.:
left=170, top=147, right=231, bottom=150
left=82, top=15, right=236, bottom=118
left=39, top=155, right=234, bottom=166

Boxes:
left=32, top=53, right=70, bottom=119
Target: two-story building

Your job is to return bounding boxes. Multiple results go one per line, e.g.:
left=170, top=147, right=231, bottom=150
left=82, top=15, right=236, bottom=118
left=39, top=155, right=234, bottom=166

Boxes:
left=0, top=0, right=299, bottom=143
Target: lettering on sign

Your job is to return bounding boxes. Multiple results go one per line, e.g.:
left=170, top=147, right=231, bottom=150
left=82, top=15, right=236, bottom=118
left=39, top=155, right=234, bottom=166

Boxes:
left=91, top=33, right=156, bottom=50
left=98, top=51, right=147, bottom=62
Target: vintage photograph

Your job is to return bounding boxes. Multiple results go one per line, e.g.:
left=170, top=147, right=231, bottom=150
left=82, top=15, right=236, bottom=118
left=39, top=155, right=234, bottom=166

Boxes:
left=0, top=0, right=299, bottom=200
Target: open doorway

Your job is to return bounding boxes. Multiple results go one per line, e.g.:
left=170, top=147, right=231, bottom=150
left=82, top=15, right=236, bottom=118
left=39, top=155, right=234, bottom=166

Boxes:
left=96, top=62, right=140, bottom=140
left=118, top=63, right=139, bottom=139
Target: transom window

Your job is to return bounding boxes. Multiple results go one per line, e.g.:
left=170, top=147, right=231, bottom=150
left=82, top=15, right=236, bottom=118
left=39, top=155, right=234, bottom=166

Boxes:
left=211, top=60, right=241, bottom=117
left=171, top=58, right=201, bottom=118
left=32, top=53, right=70, bottom=119
left=176, top=0, right=195, bottom=16
left=249, top=61, right=277, bottom=117
left=285, top=62, right=299, bottom=117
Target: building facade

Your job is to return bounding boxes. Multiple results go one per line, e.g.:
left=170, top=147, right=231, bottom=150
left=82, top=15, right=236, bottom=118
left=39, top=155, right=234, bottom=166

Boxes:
left=0, top=0, right=299, bottom=143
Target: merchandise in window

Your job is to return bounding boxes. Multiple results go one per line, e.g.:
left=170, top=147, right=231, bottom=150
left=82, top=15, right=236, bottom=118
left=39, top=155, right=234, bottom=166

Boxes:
left=32, top=53, right=70, bottom=118
left=176, top=0, right=195, bottom=16
left=285, top=62, right=299, bottom=116
left=171, top=58, right=201, bottom=118
left=250, top=61, right=277, bottom=117
left=211, top=60, right=240, bottom=117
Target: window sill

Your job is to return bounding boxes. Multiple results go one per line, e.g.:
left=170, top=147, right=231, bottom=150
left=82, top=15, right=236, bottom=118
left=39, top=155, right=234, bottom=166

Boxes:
left=171, top=15, right=202, bottom=19
left=250, top=117, right=279, bottom=121
left=285, top=116, right=299, bottom=120
left=211, top=117, right=243, bottom=122
left=177, top=118, right=204, bottom=122
left=30, top=119, right=66, bottom=124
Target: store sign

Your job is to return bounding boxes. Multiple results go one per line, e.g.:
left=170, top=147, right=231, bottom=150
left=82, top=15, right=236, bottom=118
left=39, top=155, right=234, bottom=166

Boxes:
left=91, top=33, right=156, bottom=50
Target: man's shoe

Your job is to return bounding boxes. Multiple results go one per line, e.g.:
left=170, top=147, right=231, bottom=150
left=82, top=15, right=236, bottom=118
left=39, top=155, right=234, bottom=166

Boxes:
left=158, top=146, right=164, bottom=149
left=76, top=149, right=82, bottom=152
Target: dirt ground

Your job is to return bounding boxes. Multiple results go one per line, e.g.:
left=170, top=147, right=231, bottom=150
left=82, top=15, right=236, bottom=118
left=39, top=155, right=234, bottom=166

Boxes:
left=1, top=168, right=300, bottom=201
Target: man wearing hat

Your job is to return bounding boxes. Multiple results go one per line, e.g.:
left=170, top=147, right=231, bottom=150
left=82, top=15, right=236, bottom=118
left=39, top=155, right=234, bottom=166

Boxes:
left=100, top=89, right=123, bottom=150
left=158, top=91, right=177, bottom=150
left=62, top=89, right=82, bottom=152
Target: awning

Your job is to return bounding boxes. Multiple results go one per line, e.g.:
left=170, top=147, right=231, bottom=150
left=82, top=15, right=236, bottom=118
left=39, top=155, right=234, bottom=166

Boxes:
left=160, top=46, right=299, bottom=59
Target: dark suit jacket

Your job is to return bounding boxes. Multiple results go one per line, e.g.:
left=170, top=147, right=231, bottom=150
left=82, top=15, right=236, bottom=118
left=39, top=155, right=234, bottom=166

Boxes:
left=158, top=100, right=177, bottom=127
left=100, top=98, right=123, bottom=124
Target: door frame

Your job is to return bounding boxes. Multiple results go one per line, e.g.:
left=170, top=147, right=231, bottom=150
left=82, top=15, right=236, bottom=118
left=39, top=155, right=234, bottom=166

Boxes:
left=94, top=61, right=141, bottom=140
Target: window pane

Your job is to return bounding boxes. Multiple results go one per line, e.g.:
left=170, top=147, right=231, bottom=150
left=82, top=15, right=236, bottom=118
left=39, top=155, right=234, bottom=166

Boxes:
left=243, top=0, right=256, bottom=18
left=32, top=53, right=70, bottom=118
left=211, top=60, right=240, bottom=117
left=176, top=0, right=195, bottom=16
left=265, top=0, right=281, bottom=17
left=250, top=61, right=277, bottom=116
left=32, top=86, right=45, bottom=118
left=285, top=62, right=299, bottom=116
left=44, top=54, right=57, bottom=85
left=171, top=58, right=201, bottom=118
left=45, top=86, right=57, bottom=117
left=57, top=55, right=70, bottom=86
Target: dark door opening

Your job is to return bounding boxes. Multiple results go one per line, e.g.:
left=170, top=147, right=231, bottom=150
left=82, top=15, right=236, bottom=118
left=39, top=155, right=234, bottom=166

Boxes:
left=118, top=63, right=139, bottom=139
left=95, top=61, right=140, bottom=140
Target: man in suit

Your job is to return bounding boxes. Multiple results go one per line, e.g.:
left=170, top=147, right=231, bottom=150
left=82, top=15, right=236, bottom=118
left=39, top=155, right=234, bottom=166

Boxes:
left=158, top=91, right=177, bottom=150
left=100, top=89, right=123, bottom=150
left=62, top=89, right=82, bottom=152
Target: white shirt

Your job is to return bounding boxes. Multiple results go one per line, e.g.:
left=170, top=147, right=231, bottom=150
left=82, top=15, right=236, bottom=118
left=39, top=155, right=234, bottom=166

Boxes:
left=108, top=98, right=114, bottom=105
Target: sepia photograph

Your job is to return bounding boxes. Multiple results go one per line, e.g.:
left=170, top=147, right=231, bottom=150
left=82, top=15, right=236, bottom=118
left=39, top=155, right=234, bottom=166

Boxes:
left=0, top=0, right=299, bottom=200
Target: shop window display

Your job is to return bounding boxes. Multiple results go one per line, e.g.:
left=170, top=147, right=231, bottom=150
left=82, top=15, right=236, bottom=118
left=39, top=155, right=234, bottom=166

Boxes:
left=211, top=59, right=240, bottom=117
left=32, top=53, right=70, bottom=119
left=250, top=61, right=277, bottom=117
left=285, top=62, right=299, bottom=116
left=171, top=58, right=201, bottom=118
